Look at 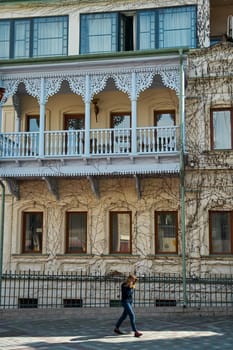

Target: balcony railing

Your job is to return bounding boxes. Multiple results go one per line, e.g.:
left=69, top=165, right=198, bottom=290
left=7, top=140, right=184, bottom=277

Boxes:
left=0, top=126, right=179, bottom=159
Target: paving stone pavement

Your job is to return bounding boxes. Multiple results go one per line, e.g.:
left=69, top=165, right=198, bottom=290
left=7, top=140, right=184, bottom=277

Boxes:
left=0, top=310, right=233, bottom=350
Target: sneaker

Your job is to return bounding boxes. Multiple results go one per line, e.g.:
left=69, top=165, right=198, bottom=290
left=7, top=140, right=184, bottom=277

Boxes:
left=134, top=331, right=143, bottom=337
left=114, top=328, right=124, bottom=335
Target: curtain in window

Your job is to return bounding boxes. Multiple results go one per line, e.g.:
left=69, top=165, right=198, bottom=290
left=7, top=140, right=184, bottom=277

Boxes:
left=213, top=111, right=231, bottom=149
left=33, top=17, right=67, bottom=57
left=138, top=6, right=196, bottom=50
left=118, top=213, right=130, bottom=253
left=68, top=213, right=87, bottom=253
left=0, top=21, right=10, bottom=59
left=14, top=20, right=30, bottom=58
left=112, top=114, right=131, bottom=153
left=24, top=212, right=43, bottom=253
left=80, top=13, right=117, bottom=54
left=155, top=113, right=175, bottom=127
left=157, top=213, right=176, bottom=253
left=160, top=7, right=195, bottom=48
left=211, top=212, right=231, bottom=253
left=137, top=12, right=155, bottom=50
left=112, top=213, right=119, bottom=252
left=111, top=212, right=130, bottom=253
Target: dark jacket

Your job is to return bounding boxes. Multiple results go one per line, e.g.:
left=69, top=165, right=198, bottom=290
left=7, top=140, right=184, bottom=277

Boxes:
left=121, top=282, right=134, bottom=304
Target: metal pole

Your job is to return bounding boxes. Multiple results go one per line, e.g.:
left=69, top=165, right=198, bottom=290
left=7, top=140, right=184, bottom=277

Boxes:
left=0, top=82, right=6, bottom=305
left=0, top=180, right=5, bottom=305
left=179, top=50, right=187, bottom=307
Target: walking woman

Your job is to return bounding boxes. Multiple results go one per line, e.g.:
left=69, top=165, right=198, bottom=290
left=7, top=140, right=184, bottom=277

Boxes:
left=114, top=274, right=143, bottom=337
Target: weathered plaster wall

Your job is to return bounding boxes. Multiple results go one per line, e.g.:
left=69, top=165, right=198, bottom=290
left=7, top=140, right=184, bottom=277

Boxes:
left=3, top=177, right=181, bottom=275
left=184, top=42, right=233, bottom=276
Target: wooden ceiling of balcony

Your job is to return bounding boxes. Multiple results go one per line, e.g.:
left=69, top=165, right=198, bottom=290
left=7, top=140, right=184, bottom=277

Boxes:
left=211, top=0, right=233, bottom=6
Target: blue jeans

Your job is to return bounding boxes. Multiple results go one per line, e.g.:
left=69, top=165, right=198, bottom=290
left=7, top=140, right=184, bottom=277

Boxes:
left=115, top=301, right=137, bottom=332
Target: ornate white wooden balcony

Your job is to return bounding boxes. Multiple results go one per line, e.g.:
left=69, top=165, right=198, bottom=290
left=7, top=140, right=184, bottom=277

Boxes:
left=0, top=51, right=184, bottom=195
left=0, top=126, right=179, bottom=159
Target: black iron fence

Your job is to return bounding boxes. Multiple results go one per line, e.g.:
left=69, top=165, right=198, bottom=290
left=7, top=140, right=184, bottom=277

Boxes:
left=0, top=271, right=233, bottom=309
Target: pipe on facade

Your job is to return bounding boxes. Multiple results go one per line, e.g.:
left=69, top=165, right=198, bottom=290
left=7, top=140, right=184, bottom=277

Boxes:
left=179, top=49, right=187, bottom=307
left=0, top=180, right=5, bottom=305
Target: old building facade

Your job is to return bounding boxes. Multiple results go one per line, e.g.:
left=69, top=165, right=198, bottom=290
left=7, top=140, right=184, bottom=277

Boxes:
left=0, top=0, right=232, bottom=277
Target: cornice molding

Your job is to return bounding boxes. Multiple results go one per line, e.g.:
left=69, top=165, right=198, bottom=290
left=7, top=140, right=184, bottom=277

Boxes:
left=0, top=162, right=180, bottom=178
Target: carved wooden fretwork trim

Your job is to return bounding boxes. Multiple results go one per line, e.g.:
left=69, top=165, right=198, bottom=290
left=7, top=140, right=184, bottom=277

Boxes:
left=67, top=75, right=86, bottom=100
left=87, top=175, right=100, bottom=199
left=0, top=79, right=19, bottom=105
left=43, top=176, right=59, bottom=200
left=3, top=178, right=20, bottom=200
left=68, top=74, right=109, bottom=102
left=1, top=64, right=181, bottom=105
left=24, top=78, right=41, bottom=102
left=160, top=70, right=180, bottom=95
left=45, top=77, right=63, bottom=103
left=24, top=77, right=63, bottom=104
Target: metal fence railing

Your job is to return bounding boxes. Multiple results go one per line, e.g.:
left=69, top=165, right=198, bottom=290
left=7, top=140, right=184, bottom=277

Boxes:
left=0, top=271, right=233, bottom=309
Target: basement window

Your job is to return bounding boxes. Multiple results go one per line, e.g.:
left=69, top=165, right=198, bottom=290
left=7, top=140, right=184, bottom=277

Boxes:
left=18, top=298, right=38, bottom=308
left=63, top=298, right=83, bottom=308
left=155, top=299, right=176, bottom=307
left=109, top=299, right=121, bottom=307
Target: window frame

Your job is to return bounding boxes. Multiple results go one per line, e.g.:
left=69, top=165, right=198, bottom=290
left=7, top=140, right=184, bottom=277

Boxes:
left=64, top=114, right=85, bottom=131
left=209, top=211, right=233, bottom=255
left=22, top=211, right=43, bottom=254
left=65, top=211, right=87, bottom=254
left=0, top=15, right=68, bottom=59
left=154, top=110, right=175, bottom=127
left=0, top=20, right=11, bottom=59
left=210, top=108, right=233, bottom=150
left=109, top=211, right=132, bottom=254
left=80, top=12, right=119, bottom=54
left=110, top=112, right=131, bottom=153
left=137, top=5, right=197, bottom=50
left=154, top=110, right=176, bottom=152
left=80, top=5, right=197, bottom=54
left=155, top=211, right=178, bottom=254
left=26, top=115, right=40, bottom=132
left=120, top=12, right=135, bottom=51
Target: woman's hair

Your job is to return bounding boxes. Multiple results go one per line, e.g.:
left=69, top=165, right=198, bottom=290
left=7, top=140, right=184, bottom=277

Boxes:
left=125, top=274, right=137, bottom=286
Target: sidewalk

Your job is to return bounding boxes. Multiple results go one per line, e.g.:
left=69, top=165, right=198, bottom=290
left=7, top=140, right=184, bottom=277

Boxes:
left=0, top=308, right=233, bottom=349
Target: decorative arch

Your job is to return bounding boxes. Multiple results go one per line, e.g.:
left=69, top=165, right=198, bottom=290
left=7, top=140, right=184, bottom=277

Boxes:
left=1, top=64, right=181, bottom=106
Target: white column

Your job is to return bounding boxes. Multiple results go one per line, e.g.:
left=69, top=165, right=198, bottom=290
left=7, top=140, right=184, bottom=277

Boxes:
left=131, top=72, right=137, bottom=154
left=15, top=115, right=20, bottom=132
left=39, top=77, right=45, bottom=157
left=84, top=75, right=91, bottom=156
left=13, top=95, right=21, bottom=132
left=0, top=105, right=2, bottom=132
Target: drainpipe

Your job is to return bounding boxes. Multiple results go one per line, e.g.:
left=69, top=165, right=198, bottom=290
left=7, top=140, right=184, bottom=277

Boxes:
left=0, top=83, right=5, bottom=304
left=179, top=49, right=187, bottom=307
left=0, top=180, right=5, bottom=305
